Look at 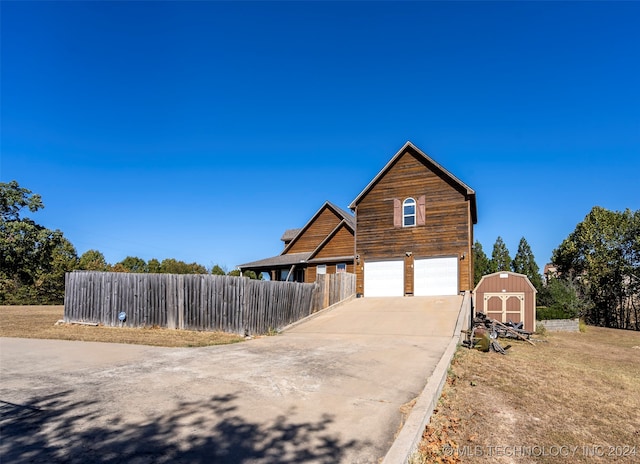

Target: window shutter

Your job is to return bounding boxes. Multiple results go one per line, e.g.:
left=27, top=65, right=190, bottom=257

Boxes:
left=417, top=195, right=426, bottom=225
left=393, top=199, right=401, bottom=227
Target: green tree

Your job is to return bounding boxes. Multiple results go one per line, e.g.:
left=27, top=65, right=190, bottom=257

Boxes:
left=116, top=256, right=147, bottom=273
left=0, top=181, right=77, bottom=304
left=490, top=236, right=511, bottom=273
left=34, top=236, right=78, bottom=304
left=537, top=277, right=581, bottom=319
left=159, top=259, right=207, bottom=274
left=147, top=258, right=161, bottom=273
left=473, top=241, right=491, bottom=286
left=78, top=250, right=110, bottom=271
left=1, top=180, right=44, bottom=221
left=211, top=264, right=226, bottom=276
left=227, top=269, right=261, bottom=279
left=511, top=237, right=543, bottom=290
left=553, top=206, right=639, bottom=330
left=243, top=270, right=260, bottom=280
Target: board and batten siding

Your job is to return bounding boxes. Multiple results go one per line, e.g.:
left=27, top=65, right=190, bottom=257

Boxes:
left=354, top=149, right=473, bottom=295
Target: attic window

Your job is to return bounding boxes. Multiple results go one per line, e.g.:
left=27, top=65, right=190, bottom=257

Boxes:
left=403, top=198, right=416, bottom=227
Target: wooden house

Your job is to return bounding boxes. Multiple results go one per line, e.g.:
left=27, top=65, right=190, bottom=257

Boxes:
left=237, top=201, right=355, bottom=283
left=239, top=141, right=477, bottom=296
left=349, top=142, right=477, bottom=297
left=474, top=271, right=537, bottom=332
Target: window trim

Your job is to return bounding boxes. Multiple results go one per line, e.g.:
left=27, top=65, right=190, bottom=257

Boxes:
left=403, top=197, right=416, bottom=227
left=317, top=264, right=327, bottom=275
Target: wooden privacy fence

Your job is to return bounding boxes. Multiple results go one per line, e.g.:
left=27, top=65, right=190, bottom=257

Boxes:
left=312, top=272, right=357, bottom=311
left=64, top=271, right=356, bottom=335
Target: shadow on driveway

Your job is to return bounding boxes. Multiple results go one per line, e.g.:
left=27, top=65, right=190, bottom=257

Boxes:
left=1, top=390, right=368, bottom=463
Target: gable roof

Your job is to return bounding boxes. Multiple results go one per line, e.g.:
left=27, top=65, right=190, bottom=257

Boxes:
left=348, top=141, right=477, bottom=224
left=237, top=220, right=355, bottom=270
left=474, top=271, right=538, bottom=293
left=326, top=201, right=356, bottom=229
left=281, top=201, right=355, bottom=255
left=280, top=228, right=302, bottom=242
left=307, top=219, right=355, bottom=261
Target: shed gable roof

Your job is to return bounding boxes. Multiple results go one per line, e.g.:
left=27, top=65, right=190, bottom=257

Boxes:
left=348, top=141, right=477, bottom=224
left=474, top=271, right=538, bottom=293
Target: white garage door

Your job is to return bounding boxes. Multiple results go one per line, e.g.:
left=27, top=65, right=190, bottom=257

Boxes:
left=414, top=257, right=458, bottom=296
left=364, top=260, right=404, bottom=297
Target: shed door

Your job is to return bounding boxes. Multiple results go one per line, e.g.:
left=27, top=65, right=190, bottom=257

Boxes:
left=483, top=293, right=525, bottom=325
left=414, top=257, right=458, bottom=296
left=364, top=260, right=404, bottom=297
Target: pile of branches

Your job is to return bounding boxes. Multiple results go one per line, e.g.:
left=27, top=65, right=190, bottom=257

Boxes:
left=462, top=312, right=534, bottom=355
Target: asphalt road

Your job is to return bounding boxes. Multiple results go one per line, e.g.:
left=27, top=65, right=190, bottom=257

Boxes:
left=0, top=296, right=462, bottom=464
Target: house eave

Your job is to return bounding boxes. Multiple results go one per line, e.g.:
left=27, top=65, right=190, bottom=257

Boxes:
left=349, top=141, right=477, bottom=211
left=237, top=252, right=311, bottom=270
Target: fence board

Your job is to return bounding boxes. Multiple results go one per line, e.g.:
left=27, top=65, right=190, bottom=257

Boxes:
left=64, top=271, right=355, bottom=335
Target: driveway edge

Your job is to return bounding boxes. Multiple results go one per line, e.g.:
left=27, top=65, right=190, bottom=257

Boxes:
left=280, top=294, right=357, bottom=333
left=381, top=291, right=471, bottom=464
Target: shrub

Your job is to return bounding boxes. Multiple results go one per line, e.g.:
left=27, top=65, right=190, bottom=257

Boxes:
left=535, top=323, right=547, bottom=336
left=537, top=277, right=581, bottom=319
left=579, top=319, right=587, bottom=332
left=536, top=306, right=577, bottom=320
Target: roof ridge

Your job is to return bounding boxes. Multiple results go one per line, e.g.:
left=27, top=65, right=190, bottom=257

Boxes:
left=348, top=141, right=477, bottom=224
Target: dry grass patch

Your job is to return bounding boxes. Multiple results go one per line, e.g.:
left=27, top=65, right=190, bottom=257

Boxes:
left=0, top=305, right=244, bottom=347
left=414, top=327, right=640, bottom=463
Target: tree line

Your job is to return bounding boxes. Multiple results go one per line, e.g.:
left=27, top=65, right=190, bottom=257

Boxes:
left=474, top=206, right=639, bottom=331
left=553, top=207, right=639, bottom=330
left=0, top=181, right=258, bottom=305
left=473, top=236, right=543, bottom=289
left=3, top=181, right=638, bottom=329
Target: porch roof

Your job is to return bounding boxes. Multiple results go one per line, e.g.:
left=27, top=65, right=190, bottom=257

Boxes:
left=237, top=252, right=312, bottom=270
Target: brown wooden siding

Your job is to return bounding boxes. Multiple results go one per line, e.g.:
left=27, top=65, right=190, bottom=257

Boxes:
left=354, top=149, right=473, bottom=294
left=314, top=225, right=355, bottom=259
left=474, top=273, right=536, bottom=332
left=404, top=254, right=414, bottom=295
left=286, top=208, right=342, bottom=254
left=306, top=266, right=317, bottom=283
left=304, top=263, right=355, bottom=284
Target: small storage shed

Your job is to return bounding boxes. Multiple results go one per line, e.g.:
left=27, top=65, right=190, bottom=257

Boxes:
left=474, top=271, right=537, bottom=332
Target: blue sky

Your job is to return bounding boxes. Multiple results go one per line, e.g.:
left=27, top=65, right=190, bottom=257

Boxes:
left=2, top=1, right=639, bottom=271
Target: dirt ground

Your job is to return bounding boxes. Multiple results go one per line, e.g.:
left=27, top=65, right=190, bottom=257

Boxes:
left=413, top=326, right=640, bottom=464
left=0, top=305, right=243, bottom=347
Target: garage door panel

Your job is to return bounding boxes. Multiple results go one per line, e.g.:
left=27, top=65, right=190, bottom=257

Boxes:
left=414, top=257, right=458, bottom=296
left=364, top=260, right=404, bottom=297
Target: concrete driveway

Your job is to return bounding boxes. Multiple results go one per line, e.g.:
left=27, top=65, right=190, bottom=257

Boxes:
left=0, top=296, right=462, bottom=464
